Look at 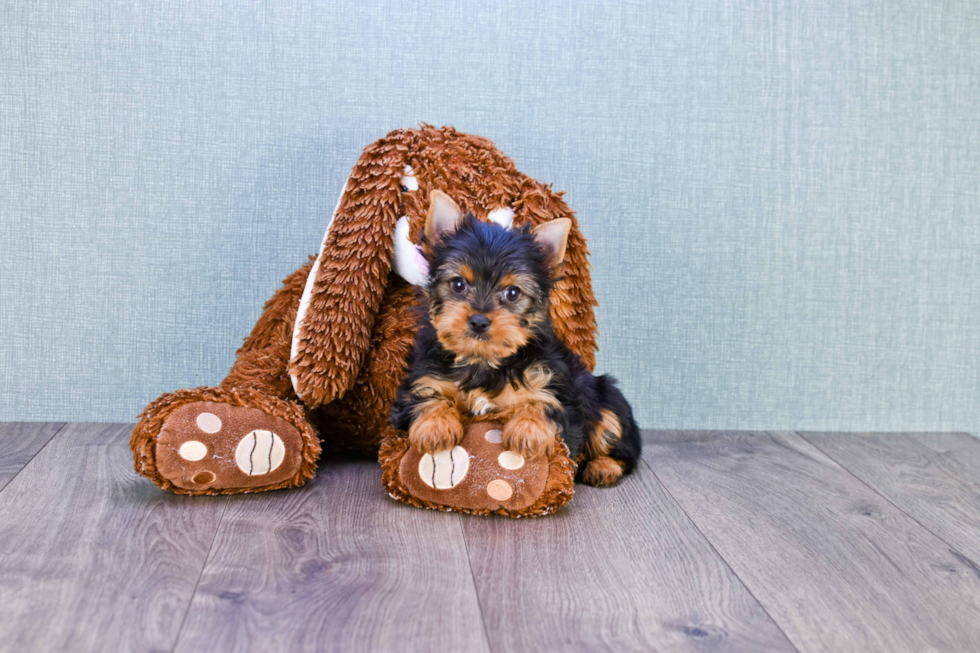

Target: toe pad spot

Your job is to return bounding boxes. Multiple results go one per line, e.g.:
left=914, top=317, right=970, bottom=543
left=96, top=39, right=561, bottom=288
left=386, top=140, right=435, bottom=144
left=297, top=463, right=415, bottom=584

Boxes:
left=192, top=470, right=216, bottom=484
left=497, top=451, right=525, bottom=470
left=178, top=440, right=208, bottom=461
left=196, top=412, right=222, bottom=433
left=487, top=479, right=514, bottom=501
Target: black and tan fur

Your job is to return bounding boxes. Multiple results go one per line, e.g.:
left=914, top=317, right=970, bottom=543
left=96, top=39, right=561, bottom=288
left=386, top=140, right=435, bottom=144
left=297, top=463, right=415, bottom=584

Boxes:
left=391, top=192, right=641, bottom=486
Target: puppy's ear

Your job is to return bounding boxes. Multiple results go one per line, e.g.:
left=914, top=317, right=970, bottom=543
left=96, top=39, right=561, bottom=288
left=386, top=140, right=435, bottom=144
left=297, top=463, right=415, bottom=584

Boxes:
left=424, top=190, right=464, bottom=249
left=532, top=218, right=572, bottom=269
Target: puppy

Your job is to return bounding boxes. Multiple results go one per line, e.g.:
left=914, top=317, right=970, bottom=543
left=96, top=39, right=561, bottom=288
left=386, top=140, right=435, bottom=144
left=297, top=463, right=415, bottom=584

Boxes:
left=391, top=191, right=641, bottom=486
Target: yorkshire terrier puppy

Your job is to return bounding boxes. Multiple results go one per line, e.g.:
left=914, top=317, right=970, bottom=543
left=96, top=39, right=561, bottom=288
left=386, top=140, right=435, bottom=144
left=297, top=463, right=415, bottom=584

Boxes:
left=391, top=191, right=641, bottom=487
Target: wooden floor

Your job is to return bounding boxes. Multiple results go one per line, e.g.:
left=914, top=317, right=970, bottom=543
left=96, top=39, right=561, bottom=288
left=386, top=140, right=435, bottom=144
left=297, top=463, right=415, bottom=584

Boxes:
left=1, top=425, right=979, bottom=652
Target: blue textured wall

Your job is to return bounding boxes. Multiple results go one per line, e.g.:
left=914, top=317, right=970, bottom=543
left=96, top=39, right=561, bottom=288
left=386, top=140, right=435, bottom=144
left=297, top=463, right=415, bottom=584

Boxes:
left=2, top=1, right=978, bottom=435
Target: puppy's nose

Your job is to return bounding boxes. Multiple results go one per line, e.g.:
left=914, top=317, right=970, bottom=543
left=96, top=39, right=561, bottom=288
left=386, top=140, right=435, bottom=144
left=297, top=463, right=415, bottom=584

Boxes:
left=468, top=314, right=491, bottom=334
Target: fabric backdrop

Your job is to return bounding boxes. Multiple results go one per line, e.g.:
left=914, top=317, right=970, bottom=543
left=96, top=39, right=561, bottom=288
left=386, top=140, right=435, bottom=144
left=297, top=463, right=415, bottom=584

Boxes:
left=2, top=1, right=977, bottom=436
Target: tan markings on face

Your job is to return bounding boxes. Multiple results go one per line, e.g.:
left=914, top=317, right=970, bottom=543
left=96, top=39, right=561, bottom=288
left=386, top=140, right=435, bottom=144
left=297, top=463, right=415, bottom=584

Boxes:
left=458, top=265, right=474, bottom=283
left=585, top=408, right=624, bottom=458
left=581, top=455, right=625, bottom=487
left=432, top=303, right=532, bottom=366
left=484, top=307, right=532, bottom=356
left=499, top=272, right=543, bottom=309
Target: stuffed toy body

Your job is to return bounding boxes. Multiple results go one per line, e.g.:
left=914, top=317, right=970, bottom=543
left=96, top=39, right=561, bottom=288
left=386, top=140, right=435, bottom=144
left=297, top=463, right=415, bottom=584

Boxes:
left=131, top=126, right=598, bottom=515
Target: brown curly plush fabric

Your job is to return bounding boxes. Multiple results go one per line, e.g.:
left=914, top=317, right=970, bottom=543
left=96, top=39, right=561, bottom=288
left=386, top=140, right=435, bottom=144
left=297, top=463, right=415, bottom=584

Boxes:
left=131, top=125, right=598, bottom=506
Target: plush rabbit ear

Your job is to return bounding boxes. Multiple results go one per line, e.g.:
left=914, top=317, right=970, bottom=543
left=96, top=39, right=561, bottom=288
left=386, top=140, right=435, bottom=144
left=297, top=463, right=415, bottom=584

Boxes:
left=532, top=218, right=572, bottom=269
left=424, top=190, right=464, bottom=248
left=289, top=139, right=406, bottom=406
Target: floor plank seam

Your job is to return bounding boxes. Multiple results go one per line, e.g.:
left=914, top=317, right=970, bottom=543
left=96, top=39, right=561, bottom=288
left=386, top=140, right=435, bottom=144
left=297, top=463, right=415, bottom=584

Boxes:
left=793, top=431, right=980, bottom=568
left=170, top=501, right=228, bottom=653
left=0, top=422, right=68, bottom=496
left=639, top=457, right=803, bottom=653
left=457, top=515, right=494, bottom=653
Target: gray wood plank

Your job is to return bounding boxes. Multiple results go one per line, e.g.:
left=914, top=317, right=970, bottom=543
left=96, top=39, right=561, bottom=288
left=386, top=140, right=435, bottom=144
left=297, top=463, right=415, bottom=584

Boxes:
left=173, top=458, right=490, bottom=653
left=644, top=430, right=980, bottom=653
left=905, top=431, right=980, bottom=484
left=0, top=423, right=224, bottom=653
left=0, top=422, right=64, bottom=491
left=462, top=460, right=797, bottom=652
left=798, top=431, right=980, bottom=562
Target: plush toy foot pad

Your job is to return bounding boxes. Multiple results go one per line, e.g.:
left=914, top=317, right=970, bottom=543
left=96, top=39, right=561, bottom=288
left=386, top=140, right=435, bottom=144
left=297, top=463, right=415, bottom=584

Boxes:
left=380, top=421, right=576, bottom=517
left=132, top=387, right=320, bottom=495
left=155, top=401, right=306, bottom=491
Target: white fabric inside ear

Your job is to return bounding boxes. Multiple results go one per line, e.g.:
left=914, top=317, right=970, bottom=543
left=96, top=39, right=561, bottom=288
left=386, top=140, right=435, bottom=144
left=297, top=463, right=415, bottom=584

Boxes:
left=400, top=165, right=419, bottom=191
left=393, top=216, right=428, bottom=286
left=488, top=206, right=515, bottom=229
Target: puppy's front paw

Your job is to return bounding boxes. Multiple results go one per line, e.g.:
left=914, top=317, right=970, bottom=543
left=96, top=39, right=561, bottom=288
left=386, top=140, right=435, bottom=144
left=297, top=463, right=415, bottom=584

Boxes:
left=503, top=414, right=557, bottom=459
left=409, top=408, right=464, bottom=454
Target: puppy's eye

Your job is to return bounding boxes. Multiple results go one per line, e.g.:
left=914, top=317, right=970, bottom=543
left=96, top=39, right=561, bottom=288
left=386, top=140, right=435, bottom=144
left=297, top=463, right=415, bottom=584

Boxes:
left=450, top=277, right=467, bottom=293
left=504, top=286, right=522, bottom=302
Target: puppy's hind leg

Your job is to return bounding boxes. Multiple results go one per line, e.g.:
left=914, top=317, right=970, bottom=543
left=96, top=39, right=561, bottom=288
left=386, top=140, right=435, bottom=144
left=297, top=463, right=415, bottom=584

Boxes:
left=580, top=377, right=642, bottom=487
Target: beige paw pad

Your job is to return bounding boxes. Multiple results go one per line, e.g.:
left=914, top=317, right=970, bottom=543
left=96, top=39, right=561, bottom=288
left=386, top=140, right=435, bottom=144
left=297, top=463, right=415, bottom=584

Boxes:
left=155, top=400, right=307, bottom=491
left=497, top=451, right=525, bottom=470
left=235, top=430, right=286, bottom=476
left=484, top=429, right=503, bottom=444
left=178, top=440, right=208, bottom=461
left=196, top=412, right=222, bottom=433
left=486, top=479, right=513, bottom=501
left=418, top=446, right=470, bottom=489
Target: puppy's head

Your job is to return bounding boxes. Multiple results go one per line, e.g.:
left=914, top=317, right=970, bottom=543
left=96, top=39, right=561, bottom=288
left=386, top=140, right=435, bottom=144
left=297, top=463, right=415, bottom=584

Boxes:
left=423, top=191, right=571, bottom=366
